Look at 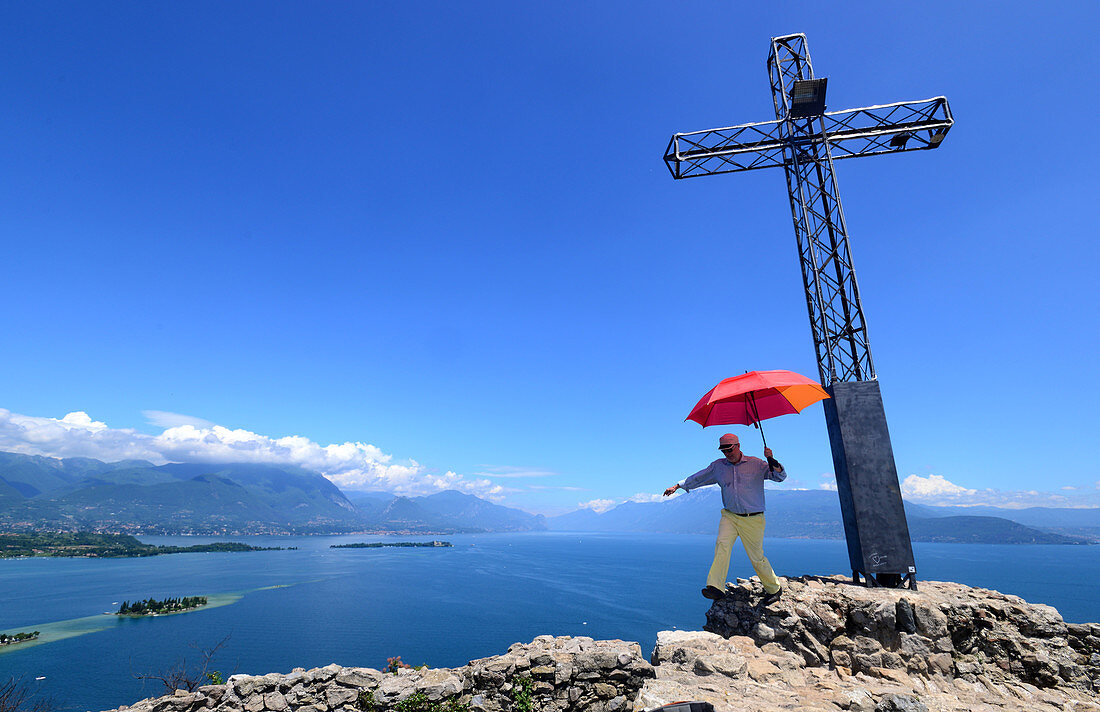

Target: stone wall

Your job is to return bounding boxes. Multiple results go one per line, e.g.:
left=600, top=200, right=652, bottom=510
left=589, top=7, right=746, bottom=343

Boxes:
left=108, top=636, right=654, bottom=712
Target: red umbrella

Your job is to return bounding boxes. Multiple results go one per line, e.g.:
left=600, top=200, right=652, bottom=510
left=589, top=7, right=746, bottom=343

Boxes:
left=686, top=369, right=830, bottom=450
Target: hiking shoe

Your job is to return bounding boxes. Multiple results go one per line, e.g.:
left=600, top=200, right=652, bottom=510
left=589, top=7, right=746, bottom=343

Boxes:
left=759, top=588, right=782, bottom=606
left=701, top=585, right=725, bottom=600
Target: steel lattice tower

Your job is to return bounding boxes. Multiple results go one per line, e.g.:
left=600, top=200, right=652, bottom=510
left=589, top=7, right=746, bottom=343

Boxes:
left=665, top=34, right=953, bottom=588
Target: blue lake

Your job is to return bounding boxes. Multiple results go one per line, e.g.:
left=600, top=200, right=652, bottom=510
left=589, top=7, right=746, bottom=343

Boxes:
left=2, top=532, right=1099, bottom=712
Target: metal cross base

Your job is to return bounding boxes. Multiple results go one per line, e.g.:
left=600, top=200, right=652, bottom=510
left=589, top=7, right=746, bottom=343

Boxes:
left=825, top=380, right=917, bottom=591
left=854, top=571, right=917, bottom=590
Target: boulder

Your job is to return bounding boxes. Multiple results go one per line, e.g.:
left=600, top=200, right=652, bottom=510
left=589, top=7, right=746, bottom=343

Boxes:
left=703, top=574, right=1100, bottom=690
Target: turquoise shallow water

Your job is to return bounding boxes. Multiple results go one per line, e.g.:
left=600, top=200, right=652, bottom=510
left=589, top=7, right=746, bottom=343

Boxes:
left=1, top=532, right=1098, bottom=712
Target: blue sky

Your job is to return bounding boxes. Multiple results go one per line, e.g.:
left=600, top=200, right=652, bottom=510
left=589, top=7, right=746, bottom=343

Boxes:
left=2, top=2, right=1098, bottom=514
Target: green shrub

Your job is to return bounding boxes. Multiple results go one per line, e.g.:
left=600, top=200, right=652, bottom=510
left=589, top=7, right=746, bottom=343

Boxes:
left=356, top=690, right=377, bottom=712
left=392, top=692, right=467, bottom=712
left=395, top=693, right=429, bottom=712
left=511, top=676, right=534, bottom=712
left=384, top=656, right=412, bottom=674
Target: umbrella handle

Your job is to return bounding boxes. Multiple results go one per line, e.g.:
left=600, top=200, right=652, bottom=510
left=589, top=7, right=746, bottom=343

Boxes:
left=747, top=392, right=771, bottom=468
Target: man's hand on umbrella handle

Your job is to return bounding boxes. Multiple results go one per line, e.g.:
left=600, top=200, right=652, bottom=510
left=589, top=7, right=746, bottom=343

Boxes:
left=663, top=484, right=679, bottom=497
left=764, top=447, right=773, bottom=459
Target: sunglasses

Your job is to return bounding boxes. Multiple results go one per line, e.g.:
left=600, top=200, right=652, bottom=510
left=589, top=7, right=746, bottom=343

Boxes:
left=719, top=444, right=739, bottom=451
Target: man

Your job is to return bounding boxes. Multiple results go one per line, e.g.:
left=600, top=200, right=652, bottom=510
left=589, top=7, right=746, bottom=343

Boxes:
left=664, top=433, right=786, bottom=604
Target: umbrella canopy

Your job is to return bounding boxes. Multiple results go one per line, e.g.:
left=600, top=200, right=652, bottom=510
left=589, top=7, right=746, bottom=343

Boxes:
left=686, top=370, right=829, bottom=428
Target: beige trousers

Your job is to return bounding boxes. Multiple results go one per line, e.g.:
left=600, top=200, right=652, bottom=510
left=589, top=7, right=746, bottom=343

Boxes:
left=706, top=508, right=781, bottom=594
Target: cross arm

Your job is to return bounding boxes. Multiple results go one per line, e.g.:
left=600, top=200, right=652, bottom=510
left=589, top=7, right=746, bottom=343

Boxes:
left=664, top=96, right=953, bottom=179
left=663, top=117, right=789, bottom=178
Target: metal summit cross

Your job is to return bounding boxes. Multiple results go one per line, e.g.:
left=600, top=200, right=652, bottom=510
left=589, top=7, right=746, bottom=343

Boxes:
left=664, top=34, right=953, bottom=589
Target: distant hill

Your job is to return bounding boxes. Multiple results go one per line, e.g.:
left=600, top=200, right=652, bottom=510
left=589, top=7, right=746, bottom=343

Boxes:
left=0, top=453, right=361, bottom=533
left=0, top=451, right=544, bottom=535
left=912, top=503, right=1100, bottom=528
left=547, top=488, right=1090, bottom=544
left=0, top=451, right=136, bottom=497
left=906, top=516, right=1085, bottom=544
left=413, top=490, right=547, bottom=532
left=348, top=490, right=546, bottom=533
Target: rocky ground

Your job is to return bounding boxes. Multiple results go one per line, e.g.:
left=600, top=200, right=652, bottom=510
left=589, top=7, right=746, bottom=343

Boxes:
left=107, top=575, right=1100, bottom=712
left=644, top=574, right=1100, bottom=711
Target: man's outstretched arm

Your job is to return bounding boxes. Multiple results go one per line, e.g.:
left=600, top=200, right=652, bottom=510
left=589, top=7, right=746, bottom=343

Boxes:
left=663, top=463, right=716, bottom=496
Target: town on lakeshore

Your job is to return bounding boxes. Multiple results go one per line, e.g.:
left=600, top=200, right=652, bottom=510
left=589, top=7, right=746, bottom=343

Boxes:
left=0, top=532, right=293, bottom=558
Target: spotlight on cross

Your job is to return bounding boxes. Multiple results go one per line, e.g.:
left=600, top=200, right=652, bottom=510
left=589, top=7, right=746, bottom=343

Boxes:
left=889, top=132, right=912, bottom=148
left=789, top=78, right=827, bottom=117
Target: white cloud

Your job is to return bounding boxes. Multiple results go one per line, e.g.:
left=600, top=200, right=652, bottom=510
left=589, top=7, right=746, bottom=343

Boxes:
left=0, top=408, right=502, bottom=500
left=819, top=473, right=837, bottom=492
left=1062, top=486, right=1077, bottom=491
left=143, top=410, right=216, bottom=429
left=901, top=474, right=977, bottom=502
left=528, top=485, right=586, bottom=492
left=0, top=409, right=159, bottom=461
left=578, top=499, right=618, bottom=513
left=577, top=491, right=678, bottom=514
left=61, top=412, right=108, bottom=430
left=473, top=466, right=558, bottom=479
left=901, top=473, right=1099, bottom=509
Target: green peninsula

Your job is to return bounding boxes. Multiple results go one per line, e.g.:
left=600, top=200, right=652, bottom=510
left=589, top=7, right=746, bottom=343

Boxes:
left=0, top=532, right=291, bottom=558
left=330, top=540, right=453, bottom=548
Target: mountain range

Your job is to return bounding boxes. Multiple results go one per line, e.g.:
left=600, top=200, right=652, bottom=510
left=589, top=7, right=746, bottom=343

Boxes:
left=2, top=450, right=1095, bottom=544
left=0, top=452, right=545, bottom=534
left=547, top=488, right=1097, bottom=545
